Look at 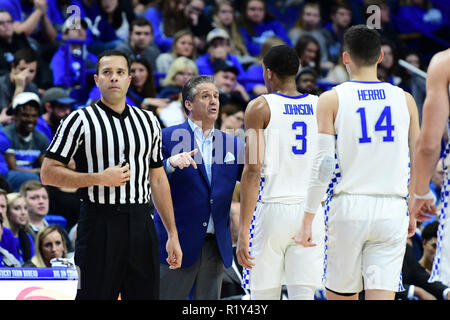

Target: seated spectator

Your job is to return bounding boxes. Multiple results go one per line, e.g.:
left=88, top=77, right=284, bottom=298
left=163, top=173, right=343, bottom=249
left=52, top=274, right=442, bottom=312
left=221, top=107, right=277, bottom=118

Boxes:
left=0, top=0, right=57, bottom=43
left=325, top=47, right=349, bottom=85
left=237, top=0, right=292, bottom=57
left=115, top=17, right=161, bottom=71
left=157, top=95, right=187, bottom=128
left=244, top=36, right=285, bottom=97
left=398, top=242, right=450, bottom=300
left=2, top=92, right=48, bottom=191
left=0, top=188, right=7, bottom=227
left=195, top=28, right=246, bottom=81
left=19, top=179, right=73, bottom=251
left=155, top=29, right=196, bottom=74
left=23, top=224, right=69, bottom=267
left=288, top=1, right=331, bottom=71
left=4, top=192, right=34, bottom=265
left=319, top=1, right=352, bottom=66
left=185, top=0, right=213, bottom=54
left=419, top=221, right=440, bottom=275
left=0, top=213, right=21, bottom=267
left=86, top=0, right=136, bottom=55
left=380, top=40, right=402, bottom=85
left=0, top=48, right=39, bottom=115
left=144, top=0, right=189, bottom=53
left=296, top=67, right=322, bottom=96
left=0, top=9, right=32, bottom=77
left=158, top=56, right=198, bottom=99
left=211, top=0, right=253, bottom=66
left=129, top=57, right=169, bottom=125
left=35, top=87, right=76, bottom=144
left=216, top=103, right=245, bottom=141
left=213, top=61, right=249, bottom=111
left=295, top=34, right=322, bottom=77
left=50, top=17, right=97, bottom=88
left=0, top=129, right=12, bottom=180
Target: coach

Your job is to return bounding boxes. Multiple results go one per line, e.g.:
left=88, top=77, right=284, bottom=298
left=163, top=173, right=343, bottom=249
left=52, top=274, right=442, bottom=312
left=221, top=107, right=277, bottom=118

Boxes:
left=155, top=75, right=244, bottom=300
left=41, top=50, right=182, bottom=300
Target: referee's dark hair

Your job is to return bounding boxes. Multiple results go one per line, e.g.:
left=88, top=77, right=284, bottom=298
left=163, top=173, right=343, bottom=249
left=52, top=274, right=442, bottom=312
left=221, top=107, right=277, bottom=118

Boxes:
left=343, top=24, right=381, bottom=67
left=263, top=45, right=299, bottom=78
left=182, top=75, right=216, bottom=115
left=95, top=49, right=131, bottom=75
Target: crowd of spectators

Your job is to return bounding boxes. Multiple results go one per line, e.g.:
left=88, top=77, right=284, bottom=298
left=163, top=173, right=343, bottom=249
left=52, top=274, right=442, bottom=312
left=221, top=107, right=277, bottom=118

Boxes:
left=0, top=0, right=449, bottom=300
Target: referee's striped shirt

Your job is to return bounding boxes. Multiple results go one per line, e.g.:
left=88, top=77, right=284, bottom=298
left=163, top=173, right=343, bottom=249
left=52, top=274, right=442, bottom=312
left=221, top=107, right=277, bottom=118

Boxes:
left=45, top=100, right=163, bottom=205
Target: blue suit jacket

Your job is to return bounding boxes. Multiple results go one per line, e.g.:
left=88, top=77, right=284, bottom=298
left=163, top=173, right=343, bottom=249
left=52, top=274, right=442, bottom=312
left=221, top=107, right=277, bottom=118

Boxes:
left=154, top=120, right=244, bottom=268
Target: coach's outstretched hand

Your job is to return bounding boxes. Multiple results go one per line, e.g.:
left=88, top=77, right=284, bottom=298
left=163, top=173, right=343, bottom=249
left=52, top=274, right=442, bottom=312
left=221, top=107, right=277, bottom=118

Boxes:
left=169, top=149, right=198, bottom=170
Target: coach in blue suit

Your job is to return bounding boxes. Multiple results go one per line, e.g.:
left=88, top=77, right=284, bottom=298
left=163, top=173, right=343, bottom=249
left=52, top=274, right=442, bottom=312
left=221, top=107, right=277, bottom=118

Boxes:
left=153, top=75, right=245, bottom=300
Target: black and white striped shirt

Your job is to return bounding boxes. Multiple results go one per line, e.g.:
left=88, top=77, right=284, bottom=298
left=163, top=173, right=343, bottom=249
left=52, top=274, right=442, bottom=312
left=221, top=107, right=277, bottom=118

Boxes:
left=45, top=100, right=163, bottom=204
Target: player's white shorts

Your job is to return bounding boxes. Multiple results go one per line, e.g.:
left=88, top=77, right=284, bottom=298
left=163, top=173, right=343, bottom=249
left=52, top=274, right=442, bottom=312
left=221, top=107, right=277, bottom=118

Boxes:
left=324, top=194, right=409, bottom=294
left=248, top=201, right=325, bottom=291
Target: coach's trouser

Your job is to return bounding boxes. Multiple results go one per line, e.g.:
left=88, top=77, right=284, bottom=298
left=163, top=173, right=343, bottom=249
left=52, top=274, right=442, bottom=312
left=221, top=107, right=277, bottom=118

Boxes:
left=75, top=201, right=159, bottom=300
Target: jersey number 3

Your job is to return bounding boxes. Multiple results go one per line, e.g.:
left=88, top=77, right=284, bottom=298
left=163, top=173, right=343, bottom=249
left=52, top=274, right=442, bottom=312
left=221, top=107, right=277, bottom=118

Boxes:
left=357, top=106, right=394, bottom=143
left=292, top=121, right=307, bottom=154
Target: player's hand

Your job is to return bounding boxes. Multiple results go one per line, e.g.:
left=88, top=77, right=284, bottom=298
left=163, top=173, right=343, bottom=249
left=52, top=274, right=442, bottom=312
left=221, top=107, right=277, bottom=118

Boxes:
left=410, top=195, right=438, bottom=222
left=292, top=212, right=316, bottom=247
left=169, top=149, right=198, bottom=170
left=101, top=163, right=130, bottom=186
left=408, top=214, right=416, bottom=238
left=236, top=232, right=255, bottom=269
left=166, top=234, right=182, bottom=269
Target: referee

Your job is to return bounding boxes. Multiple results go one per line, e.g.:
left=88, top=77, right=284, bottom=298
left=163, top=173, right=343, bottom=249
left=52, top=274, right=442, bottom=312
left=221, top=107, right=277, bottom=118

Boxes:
left=41, top=50, right=182, bottom=300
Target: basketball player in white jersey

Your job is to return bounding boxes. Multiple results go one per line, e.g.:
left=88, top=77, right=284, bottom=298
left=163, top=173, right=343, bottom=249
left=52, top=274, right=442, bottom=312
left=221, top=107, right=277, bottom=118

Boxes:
left=411, top=49, right=450, bottom=286
left=236, top=45, right=324, bottom=300
left=293, top=25, right=420, bottom=300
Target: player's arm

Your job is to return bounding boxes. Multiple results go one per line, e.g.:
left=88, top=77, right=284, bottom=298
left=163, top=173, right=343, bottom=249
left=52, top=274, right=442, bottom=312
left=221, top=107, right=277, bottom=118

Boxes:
left=405, top=91, right=421, bottom=236
left=236, top=96, right=269, bottom=269
left=293, top=89, right=338, bottom=247
left=411, top=52, right=450, bottom=221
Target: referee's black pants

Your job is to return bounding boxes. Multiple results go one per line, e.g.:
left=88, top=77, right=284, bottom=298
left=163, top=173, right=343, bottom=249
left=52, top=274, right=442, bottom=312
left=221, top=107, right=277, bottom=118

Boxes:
left=74, top=201, right=159, bottom=300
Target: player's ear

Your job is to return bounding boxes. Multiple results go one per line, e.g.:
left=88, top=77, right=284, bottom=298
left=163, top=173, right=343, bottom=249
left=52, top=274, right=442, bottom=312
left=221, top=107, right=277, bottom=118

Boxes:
left=342, top=51, right=351, bottom=65
left=377, top=49, right=384, bottom=64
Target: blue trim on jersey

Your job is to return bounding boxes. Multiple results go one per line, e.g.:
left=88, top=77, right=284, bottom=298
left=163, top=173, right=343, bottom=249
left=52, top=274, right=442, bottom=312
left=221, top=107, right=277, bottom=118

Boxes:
left=273, top=92, right=309, bottom=99
left=348, top=80, right=384, bottom=84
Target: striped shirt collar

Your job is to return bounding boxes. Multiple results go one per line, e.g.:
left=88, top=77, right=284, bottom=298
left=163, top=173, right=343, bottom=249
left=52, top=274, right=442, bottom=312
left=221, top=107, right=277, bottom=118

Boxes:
left=95, top=99, right=129, bottom=119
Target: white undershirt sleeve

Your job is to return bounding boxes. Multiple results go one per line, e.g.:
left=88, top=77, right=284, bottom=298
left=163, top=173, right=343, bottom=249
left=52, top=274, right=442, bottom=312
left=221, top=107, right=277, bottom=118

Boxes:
left=304, top=133, right=336, bottom=214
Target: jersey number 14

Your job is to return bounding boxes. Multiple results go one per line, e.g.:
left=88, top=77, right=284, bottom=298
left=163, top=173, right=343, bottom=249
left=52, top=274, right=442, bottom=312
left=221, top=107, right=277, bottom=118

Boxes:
left=357, top=106, right=394, bottom=143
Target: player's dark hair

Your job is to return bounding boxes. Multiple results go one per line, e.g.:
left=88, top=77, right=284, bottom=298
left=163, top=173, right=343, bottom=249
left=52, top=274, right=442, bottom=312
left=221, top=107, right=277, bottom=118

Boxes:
left=422, top=221, right=439, bottom=241
left=342, top=24, right=381, bottom=66
left=263, top=45, right=299, bottom=78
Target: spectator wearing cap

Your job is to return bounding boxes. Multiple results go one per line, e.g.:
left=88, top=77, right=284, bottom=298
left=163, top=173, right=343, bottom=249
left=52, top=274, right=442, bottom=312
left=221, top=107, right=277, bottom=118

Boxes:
left=50, top=17, right=97, bottom=88
left=1, top=92, right=48, bottom=191
left=296, top=67, right=322, bottom=96
left=213, top=61, right=249, bottom=110
left=36, top=87, right=76, bottom=143
left=195, top=28, right=246, bottom=83
left=0, top=48, right=39, bottom=124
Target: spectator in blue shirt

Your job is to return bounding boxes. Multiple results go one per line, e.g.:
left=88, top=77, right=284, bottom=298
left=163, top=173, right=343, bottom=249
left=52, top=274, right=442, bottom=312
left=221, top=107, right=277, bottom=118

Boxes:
left=196, top=28, right=246, bottom=82
left=237, top=0, right=292, bottom=57
left=0, top=0, right=57, bottom=43
left=50, top=17, right=97, bottom=87
left=143, top=0, right=189, bottom=53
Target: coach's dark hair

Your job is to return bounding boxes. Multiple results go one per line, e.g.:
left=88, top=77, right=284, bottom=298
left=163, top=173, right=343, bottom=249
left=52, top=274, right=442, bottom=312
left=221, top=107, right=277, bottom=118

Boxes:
left=182, top=75, right=216, bottom=115
left=343, top=24, right=381, bottom=66
left=95, top=50, right=131, bottom=75
left=263, top=45, right=299, bottom=78
left=12, top=48, right=38, bottom=67
left=422, top=221, right=439, bottom=242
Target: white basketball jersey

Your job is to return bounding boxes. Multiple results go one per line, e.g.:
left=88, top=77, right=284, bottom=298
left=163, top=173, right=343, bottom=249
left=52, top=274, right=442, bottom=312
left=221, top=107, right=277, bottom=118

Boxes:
left=259, top=93, right=319, bottom=204
left=333, top=81, right=411, bottom=197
